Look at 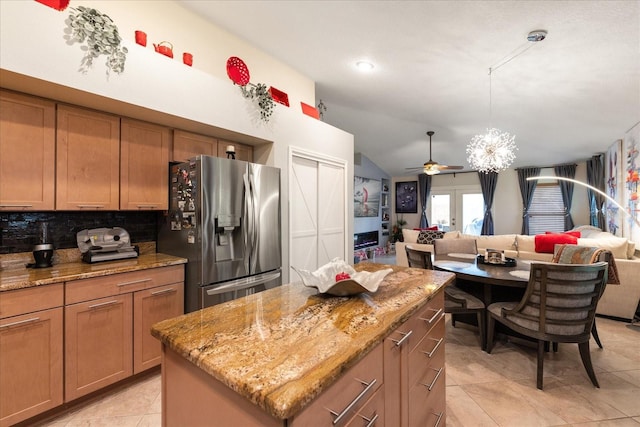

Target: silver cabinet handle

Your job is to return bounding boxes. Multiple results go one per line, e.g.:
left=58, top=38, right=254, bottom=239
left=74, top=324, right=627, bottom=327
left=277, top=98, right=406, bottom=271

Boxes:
left=359, top=412, right=379, bottom=427
left=117, top=278, right=150, bottom=287
left=432, top=411, right=444, bottom=427
left=151, top=288, right=177, bottom=296
left=76, top=204, right=104, bottom=209
left=329, top=378, right=377, bottom=425
left=136, top=205, right=157, bottom=209
left=0, top=204, right=33, bottom=208
left=421, top=367, right=444, bottom=391
left=390, top=330, right=412, bottom=347
left=88, top=300, right=119, bottom=310
left=0, top=317, right=40, bottom=329
left=419, top=308, right=443, bottom=325
left=422, top=337, right=444, bottom=358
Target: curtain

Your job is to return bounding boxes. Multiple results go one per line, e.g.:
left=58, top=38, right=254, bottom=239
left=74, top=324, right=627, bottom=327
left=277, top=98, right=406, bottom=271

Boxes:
left=478, top=171, right=498, bottom=235
left=418, top=173, right=431, bottom=228
left=554, top=164, right=577, bottom=230
left=587, top=154, right=606, bottom=230
left=517, top=167, right=541, bottom=235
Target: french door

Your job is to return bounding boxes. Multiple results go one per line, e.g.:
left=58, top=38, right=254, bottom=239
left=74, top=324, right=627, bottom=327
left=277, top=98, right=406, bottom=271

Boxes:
left=430, top=187, right=485, bottom=234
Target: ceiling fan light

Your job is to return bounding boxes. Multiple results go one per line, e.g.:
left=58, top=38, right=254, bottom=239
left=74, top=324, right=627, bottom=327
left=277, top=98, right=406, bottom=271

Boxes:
left=466, top=128, right=517, bottom=173
left=423, top=165, right=441, bottom=175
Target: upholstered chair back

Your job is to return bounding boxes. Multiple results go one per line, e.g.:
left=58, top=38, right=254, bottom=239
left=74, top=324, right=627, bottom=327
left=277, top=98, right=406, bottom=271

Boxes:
left=405, top=246, right=433, bottom=269
left=433, top=238, right=478, bottom=260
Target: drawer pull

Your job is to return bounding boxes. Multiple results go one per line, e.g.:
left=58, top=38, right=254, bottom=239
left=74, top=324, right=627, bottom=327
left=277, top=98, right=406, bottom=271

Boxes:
left=329, top=378, right=377, bottom=425
left=390, top=330, right=412, bottom=347
left=432, top=411, right=444, bottom=427
left=0, top=204, right=33, bottom=208
left=117, top=279, right=151, bottom=287
left=419, top=308, right=443, bottom=325
left=421, top=367, right=444, bottom=391
left=151, top=288, right=177, bottom=296
left=88, top=300, right=119, bottom=310
left=0, top=317, right=40, bottom=329
left=422, top=337, right=444, bottom=358
left=359, top=412, right=379, bottom=427
left=76, top=204, right=104, bottom=209
left=137, top=205, right=158, bottom=209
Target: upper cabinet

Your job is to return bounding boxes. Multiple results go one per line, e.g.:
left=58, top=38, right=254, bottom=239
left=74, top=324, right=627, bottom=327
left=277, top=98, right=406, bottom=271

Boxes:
left=0, top=90, right=55, bottom=211
left=217, top=139, right=253, bottom=162
left=172, top=130, right=217, bottom=162
left=56, top=105, right=120, bottom=210
left=120, top=118, right=171, bottom=210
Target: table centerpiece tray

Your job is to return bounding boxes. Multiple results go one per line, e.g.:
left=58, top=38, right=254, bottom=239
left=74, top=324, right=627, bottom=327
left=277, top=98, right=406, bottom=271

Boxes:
left=476, top=254, right=517, bottom=267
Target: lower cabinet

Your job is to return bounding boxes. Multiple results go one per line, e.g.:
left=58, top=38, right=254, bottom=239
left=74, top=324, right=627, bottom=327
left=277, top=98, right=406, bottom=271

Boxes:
left=64, top=294, right=133, bottom=401
left=64, top=265, right=184, bottom=402
left=0, top=285, right=64, bottom=427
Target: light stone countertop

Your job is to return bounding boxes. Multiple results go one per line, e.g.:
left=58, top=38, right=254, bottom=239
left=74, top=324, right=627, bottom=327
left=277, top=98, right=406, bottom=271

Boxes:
left=0, top=252, right=187, bottom=292
left=151, top=262, right=454, bottom=420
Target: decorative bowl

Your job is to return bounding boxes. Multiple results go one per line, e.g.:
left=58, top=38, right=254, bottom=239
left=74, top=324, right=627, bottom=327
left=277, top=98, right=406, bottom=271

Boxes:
left=292, top=258, right=392, bottom=296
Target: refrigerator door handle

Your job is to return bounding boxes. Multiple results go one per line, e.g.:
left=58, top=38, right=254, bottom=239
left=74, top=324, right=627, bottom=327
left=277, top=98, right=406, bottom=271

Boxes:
left=243, top=172, right=252, bottom=272
left=205, top=270, right=281, bottom=296
left=249, top=169, right=259, bottom=270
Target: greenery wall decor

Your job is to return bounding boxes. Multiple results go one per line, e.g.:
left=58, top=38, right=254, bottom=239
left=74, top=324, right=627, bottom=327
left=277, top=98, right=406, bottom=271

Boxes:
left=240, top=83, right=275, bottom=123
left=66, top=6, right=127, bottom=76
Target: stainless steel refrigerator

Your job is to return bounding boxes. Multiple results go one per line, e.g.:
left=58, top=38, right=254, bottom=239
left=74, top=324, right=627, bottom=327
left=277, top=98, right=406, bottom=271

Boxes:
left=158, top=155, right=281, bottom=313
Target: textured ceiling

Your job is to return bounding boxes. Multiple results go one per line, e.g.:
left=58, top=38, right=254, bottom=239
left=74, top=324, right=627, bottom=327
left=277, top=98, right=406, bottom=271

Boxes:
left=181, top=0, right=640, bottom=176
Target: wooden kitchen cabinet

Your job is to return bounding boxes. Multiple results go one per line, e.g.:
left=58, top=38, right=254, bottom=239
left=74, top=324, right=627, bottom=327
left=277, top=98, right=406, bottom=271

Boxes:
left=0, top=284, right=64, bottom=427
left=64, top=293, right=133, bottom=402
left=217, top=139, right=253, bottom=162
left=133, top=282, right=184, bottom=374
left=64, top=265, right=184, bottom=401
left=56, top=105, right=120, bottom=210
left=384, top=290, right=445, bottom=427
left=120, top=118, right=171, bottom=210
left=0, top=90, right=55, bottom=211
left=172, top=129, right=217, bottom=162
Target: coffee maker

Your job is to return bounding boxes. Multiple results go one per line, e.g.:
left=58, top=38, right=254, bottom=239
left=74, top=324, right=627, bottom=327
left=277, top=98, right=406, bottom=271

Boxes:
left=31, top=221, right=53, bottom=268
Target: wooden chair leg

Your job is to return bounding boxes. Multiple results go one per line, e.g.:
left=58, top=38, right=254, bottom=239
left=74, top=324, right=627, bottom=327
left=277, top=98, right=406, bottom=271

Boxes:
left=591, top=320, right=603, bottom=349
left=537, top=340, right=545, bottom=390
left=486, top=315, right=495, bottom=353
left=552, top=342, right=558, bottom=352
left=451, top=313, right=457, bottom=328
left=476, top=311, right=486, bottom=351
left=578, top=341, right=600, bottom=388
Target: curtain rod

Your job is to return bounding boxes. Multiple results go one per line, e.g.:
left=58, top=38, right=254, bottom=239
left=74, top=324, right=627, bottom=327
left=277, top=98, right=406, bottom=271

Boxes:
left=515, top=162, right=578, bottom=171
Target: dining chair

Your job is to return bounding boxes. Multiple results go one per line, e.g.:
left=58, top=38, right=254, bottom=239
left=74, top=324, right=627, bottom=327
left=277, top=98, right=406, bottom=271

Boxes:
left=552, top=244, right=618, bottom=349
left=486, top=262, right=608, bottom=390
left=430, top=239, right=486, bottom=349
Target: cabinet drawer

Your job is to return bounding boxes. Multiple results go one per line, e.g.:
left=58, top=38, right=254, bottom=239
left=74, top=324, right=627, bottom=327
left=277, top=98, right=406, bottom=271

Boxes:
left=390, top=290, right=443, bottom=352
left=66, top=265, right=184, bottom=304
left=0, top=284, right=63, bottom=319
left=345, top=386, right=385, bottom=427
left=408, top=364, right=446, bottom=427
left=408, top=317, right=445, bottom=390
left=292, top=345, right=383, bottom=426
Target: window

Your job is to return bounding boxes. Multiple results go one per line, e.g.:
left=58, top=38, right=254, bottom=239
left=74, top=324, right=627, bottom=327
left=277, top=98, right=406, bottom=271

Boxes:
left=528, top=183, right=565, bottom=234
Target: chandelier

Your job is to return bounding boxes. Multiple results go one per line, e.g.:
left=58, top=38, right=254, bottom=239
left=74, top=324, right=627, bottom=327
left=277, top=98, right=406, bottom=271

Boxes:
left=467, top=30, right=547, bottom=173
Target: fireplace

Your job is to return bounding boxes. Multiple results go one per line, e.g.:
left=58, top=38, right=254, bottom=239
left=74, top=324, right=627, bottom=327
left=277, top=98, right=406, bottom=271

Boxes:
left=354, top=231, right=379, bottom=250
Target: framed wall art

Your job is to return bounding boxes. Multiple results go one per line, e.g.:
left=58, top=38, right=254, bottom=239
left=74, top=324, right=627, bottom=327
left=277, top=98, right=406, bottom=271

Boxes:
left=395, top=181, right=418, bottom=214
left=623, top=121, right=640, bottom=245
left=605, top=139, right=624, bottom=236
left=354, top=176, right=380, bottom=217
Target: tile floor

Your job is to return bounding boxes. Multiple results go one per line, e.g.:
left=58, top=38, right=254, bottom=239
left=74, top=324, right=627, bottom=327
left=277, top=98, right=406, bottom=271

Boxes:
left=35, top=315, right=640, bottom=426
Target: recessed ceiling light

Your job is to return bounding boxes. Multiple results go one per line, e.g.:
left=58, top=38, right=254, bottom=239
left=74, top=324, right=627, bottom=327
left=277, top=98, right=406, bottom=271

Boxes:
left=356, top=61, right=374, bottom=71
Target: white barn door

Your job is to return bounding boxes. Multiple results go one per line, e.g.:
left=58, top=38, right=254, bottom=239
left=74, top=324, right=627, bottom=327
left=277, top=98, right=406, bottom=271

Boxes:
left=290, top=149, right=346, bottom=277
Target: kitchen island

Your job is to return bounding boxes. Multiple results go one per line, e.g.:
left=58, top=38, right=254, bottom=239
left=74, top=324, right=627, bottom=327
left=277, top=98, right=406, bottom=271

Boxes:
left=151, top=263, right=454, bottom=426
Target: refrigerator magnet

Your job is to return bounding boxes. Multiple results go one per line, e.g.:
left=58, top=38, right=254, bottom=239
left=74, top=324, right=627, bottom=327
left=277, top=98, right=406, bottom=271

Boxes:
left=187, top=231, right=195, bottom=244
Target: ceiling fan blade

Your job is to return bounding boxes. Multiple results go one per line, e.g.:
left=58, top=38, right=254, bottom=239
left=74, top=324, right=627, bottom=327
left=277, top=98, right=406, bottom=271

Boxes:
left=405, top=166, right=427, bottom=171
left=438, top=165, right=464, bottom=170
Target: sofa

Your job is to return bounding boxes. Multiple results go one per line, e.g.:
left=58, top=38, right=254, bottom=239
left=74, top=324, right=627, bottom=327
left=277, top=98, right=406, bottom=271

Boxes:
left=395, top=225, right=640, bottom=321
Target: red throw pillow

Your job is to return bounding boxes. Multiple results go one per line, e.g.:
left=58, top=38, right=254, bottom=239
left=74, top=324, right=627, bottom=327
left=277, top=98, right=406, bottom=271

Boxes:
left=545, top=230, right=581, bottom=238
left=413, top=226, right=439, bottom=231
left=535, top=233, right=578, bottom=253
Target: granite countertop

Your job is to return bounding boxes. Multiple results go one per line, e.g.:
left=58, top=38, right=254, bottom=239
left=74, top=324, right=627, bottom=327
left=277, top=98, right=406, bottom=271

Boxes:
left=151, top=262, right=454, bottom=420
left=0, top=253, right=187, bottom=292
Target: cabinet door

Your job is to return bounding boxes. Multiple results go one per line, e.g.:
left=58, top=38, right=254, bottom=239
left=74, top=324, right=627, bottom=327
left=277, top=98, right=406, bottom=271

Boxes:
left=0, top=90, right=55, bottom=211
left=217, top=140, right=253, bottom=162
left=172, top=130, right=216, bottom=162
left=56, top=105, right=120, bottom=210
left=120, top=118, right=170, bottom=210
left=65, top=294, right=133, bottom=401
left=133, top=282, right=184, bottom=374
left=0, top=308, right=63, bottom=427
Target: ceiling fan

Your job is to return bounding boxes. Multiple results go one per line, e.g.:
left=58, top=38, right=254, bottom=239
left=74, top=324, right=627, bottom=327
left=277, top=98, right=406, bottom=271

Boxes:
left=406, top=131, right=464, bottom=175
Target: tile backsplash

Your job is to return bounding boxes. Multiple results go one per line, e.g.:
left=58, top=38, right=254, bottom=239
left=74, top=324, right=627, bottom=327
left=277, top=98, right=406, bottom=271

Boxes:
left=0, top=211, right=161, bottom=254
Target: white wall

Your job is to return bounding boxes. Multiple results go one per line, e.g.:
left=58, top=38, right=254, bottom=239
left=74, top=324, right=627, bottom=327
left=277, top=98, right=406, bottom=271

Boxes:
left=0, top=0, right=354, bottom=282
left=394, top=163, right=590, bottom=235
